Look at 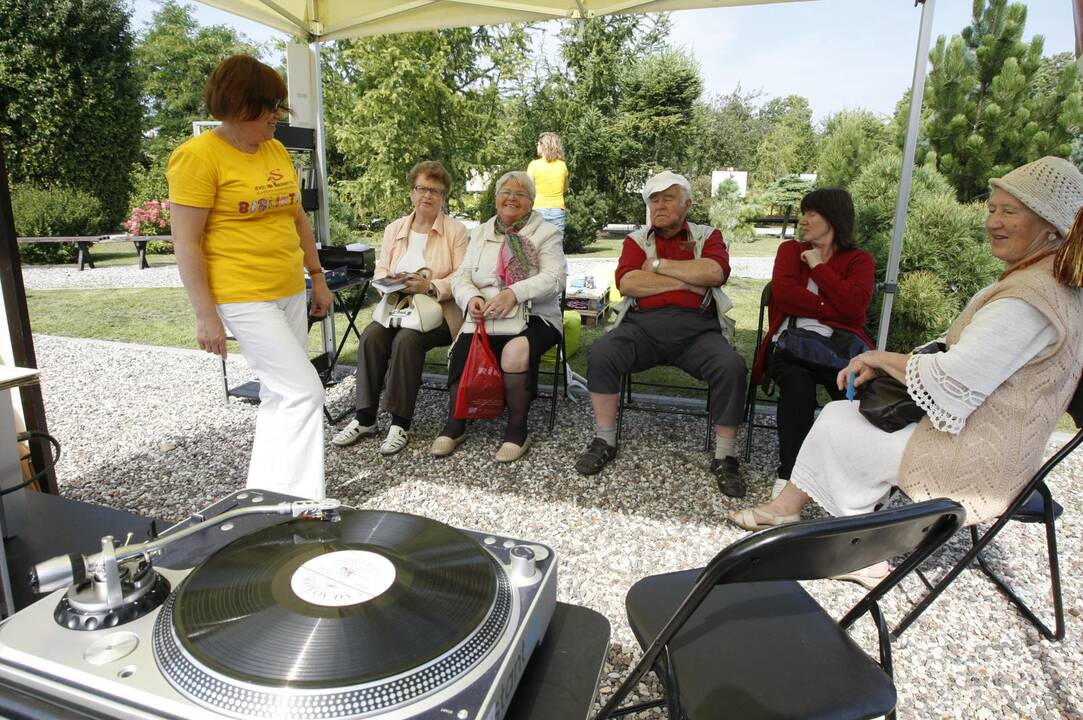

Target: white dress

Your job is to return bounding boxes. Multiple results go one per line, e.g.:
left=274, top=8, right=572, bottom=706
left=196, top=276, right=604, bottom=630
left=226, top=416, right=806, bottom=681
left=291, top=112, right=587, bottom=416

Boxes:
left=790, top=291, right=1057, bottom=517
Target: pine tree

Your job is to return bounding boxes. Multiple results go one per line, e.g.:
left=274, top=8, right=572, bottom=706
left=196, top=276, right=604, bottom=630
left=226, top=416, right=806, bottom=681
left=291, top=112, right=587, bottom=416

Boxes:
left=924, top=0, right=1083, bottom=201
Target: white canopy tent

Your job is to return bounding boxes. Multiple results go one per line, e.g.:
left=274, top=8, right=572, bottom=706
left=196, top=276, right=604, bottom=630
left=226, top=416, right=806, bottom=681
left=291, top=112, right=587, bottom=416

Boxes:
left=196, top=0, right=937, bottom=348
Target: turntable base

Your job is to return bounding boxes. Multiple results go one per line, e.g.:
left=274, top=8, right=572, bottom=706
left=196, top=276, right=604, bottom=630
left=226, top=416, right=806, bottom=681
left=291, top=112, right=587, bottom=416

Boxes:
left=0, top=491, right=603, bottom=720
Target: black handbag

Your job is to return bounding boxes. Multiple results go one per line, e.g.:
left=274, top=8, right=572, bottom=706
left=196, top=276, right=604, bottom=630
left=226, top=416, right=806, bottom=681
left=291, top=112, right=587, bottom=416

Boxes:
left=773, top=318, right=867, bottom=373
left=857, top=341, right=947, bottom=432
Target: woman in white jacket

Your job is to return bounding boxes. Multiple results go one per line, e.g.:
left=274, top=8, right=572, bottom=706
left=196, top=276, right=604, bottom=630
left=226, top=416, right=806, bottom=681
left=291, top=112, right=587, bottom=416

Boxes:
left=431, top=171, right=567, bottom=463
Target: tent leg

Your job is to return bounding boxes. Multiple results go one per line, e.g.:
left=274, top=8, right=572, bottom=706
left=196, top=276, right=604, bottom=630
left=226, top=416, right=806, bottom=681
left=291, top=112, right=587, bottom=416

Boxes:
left=877, top=0, right=937, bottom=350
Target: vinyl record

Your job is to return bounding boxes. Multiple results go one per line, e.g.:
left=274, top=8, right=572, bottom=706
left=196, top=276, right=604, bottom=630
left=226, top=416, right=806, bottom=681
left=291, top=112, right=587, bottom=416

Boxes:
left=166, top=509, right=503, bottom=688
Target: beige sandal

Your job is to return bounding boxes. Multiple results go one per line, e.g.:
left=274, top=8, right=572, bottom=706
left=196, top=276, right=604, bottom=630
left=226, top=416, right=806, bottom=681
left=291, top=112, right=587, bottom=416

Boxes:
left=830, top=565, right=891, bottom=590
left=728, top=506, right=801, bottom=531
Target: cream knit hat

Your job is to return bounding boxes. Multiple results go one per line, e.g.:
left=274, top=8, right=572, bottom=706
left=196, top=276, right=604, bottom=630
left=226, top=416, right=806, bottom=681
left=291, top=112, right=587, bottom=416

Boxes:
left=989, top=156, right=1083, bottom=237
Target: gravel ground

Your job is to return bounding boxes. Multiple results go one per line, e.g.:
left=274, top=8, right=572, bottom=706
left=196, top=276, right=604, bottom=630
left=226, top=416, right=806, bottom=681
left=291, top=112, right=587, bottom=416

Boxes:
left=33, top=333, right=1083, bottom=719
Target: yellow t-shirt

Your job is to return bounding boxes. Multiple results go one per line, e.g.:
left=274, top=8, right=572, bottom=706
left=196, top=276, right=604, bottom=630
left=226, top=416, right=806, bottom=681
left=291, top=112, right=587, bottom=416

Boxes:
left=526, top=158, right=568, bottom=210
left=167, top=131, right=305, bottom=304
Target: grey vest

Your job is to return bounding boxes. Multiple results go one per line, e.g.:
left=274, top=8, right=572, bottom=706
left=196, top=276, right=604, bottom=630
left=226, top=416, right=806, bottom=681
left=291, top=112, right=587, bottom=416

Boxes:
left=609, top=223, right=736, bottom=345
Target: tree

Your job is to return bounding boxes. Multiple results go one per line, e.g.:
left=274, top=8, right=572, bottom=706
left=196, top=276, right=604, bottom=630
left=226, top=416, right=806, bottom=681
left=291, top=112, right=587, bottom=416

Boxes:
left=816, top=110, right=893, bottom=188
left=924, top=0, right=1083, bottom=200
left=0, top=0, right=141, bottom=226
left=133, top=1, right=262, bottom=143
left=322, top=25, right=529, bottom=222
left=689, top=86, right=766, bottom=175
left=750, top=95, right=817, bottom=189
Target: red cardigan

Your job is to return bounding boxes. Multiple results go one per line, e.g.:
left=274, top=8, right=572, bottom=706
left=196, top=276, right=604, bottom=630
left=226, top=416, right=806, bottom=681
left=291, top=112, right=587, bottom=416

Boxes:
left=752, top=240, right=877, bottom=383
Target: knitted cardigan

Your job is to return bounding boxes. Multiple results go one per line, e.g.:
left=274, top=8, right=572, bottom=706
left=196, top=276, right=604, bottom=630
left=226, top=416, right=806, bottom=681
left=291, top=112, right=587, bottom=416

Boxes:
left=898, top=256, right=1083, bottom=524
left=751, top=240, right=876, bottom=383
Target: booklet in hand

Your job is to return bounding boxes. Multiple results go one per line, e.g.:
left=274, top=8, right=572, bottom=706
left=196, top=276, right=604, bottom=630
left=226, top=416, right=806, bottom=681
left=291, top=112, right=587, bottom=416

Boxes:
left=372, top=276, right=407, bottom=294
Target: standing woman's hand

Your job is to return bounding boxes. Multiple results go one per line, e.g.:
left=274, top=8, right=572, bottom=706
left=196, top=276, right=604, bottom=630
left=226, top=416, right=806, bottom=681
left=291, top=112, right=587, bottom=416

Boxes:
left=195, top=313, right=228, bottom=359
left=309, top=275, right=332, bottom=317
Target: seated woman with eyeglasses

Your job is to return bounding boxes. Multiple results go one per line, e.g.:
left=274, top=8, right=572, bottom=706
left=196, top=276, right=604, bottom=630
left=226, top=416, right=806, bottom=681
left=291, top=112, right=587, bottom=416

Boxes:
left=431, top=171, right=567, bottom=463
left=332, top=160, right=467, bottom=456
left=168, top=54, right=331, bottom=500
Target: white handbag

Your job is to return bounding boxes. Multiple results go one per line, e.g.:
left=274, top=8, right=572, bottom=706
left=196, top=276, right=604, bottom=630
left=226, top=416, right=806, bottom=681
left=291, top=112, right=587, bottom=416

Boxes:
left=372, top=269, right=445, bottom=333
left=459, top=286, right=528, bottom=336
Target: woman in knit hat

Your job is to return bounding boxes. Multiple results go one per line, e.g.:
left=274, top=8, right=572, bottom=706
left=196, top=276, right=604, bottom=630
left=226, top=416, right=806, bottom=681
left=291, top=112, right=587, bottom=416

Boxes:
left=729, top=156, right=1083, bottom=588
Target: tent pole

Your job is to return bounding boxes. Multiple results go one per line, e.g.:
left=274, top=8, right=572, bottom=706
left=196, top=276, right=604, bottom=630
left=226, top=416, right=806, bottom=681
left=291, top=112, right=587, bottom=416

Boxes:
left=877, top=0, right=936, bottom=350
left=311, top=41, right=332, bottom=249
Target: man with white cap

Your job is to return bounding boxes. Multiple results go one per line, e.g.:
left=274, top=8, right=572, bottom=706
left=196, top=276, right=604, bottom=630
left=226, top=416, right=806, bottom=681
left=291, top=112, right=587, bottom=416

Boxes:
left=574, top=170, right=748, bottom=497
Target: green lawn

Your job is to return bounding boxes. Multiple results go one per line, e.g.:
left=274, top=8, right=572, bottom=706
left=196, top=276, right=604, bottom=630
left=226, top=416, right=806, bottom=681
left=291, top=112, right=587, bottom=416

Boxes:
left=26, top=278, right=771, bottom=396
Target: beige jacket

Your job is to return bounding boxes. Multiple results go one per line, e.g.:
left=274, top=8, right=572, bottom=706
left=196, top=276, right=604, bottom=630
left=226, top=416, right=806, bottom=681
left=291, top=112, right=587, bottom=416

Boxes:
left=376, top=211, right=468, bottom=334
left=452, top=211, right=567, bottom=333
left=899, top=256, right=1083, bottom=524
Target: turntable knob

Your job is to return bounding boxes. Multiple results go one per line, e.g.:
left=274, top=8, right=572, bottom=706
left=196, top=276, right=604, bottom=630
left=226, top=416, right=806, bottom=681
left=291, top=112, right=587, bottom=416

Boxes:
left=509, top=545, right=538, bottom=584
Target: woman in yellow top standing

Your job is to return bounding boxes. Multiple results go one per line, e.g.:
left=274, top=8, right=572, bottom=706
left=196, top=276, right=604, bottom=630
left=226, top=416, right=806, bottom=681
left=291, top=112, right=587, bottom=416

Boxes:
left=167, top=55, right=331, bottom=500
left=526, top=132, right=569, bottom=237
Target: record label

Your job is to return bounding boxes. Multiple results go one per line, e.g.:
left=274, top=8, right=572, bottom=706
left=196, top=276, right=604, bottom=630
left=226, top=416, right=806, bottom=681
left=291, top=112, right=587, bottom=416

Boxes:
left=289, top=550, right=396, bottom=607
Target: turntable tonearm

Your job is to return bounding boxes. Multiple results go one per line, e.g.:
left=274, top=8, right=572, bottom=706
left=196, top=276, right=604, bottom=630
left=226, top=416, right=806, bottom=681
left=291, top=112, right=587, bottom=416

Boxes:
left=0, top=491, right=557, bottom=720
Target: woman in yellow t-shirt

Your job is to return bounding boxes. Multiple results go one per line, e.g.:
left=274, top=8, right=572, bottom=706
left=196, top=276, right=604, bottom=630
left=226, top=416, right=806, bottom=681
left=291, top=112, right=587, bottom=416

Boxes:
left=526, top=132, right=568, bottom=237
left=167, top=55, right=331, bottom=501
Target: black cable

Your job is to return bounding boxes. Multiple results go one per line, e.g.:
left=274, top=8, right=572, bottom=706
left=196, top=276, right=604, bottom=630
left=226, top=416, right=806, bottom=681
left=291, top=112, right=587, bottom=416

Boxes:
left=1, top=430, right=60, bottom=497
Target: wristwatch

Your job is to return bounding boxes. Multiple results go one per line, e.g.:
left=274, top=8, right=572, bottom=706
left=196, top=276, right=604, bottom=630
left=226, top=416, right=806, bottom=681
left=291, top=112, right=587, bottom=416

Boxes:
left=426, top=283, right=438, bottom=299
left=651, top=259, right=661, bottom=273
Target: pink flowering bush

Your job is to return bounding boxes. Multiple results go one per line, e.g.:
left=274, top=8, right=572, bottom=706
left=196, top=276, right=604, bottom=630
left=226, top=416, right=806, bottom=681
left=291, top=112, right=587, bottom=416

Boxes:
left=124, top=199, right=173, bottom=254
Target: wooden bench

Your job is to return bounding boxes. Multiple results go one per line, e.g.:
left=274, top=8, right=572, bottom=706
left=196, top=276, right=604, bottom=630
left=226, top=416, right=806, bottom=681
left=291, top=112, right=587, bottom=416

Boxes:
left=17, top=234, right=171, bottom=270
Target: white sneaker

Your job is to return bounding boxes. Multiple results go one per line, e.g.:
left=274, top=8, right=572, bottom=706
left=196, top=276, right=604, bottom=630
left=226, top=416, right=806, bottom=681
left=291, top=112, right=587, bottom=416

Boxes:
left=331, top=419, right=377, bottom=447
left=379, top=425, right=410, bottom=456
left=771, top=478, right=788, bottom=500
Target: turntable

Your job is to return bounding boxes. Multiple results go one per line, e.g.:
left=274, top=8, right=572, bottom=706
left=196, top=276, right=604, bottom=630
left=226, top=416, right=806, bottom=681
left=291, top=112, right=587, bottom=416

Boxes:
left=0, top=491, right=557, bottom=720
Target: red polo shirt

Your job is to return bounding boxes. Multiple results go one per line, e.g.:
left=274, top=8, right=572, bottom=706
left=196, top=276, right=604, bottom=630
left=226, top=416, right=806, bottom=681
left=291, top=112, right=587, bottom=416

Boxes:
left=615, top=223, right=730, bottom=311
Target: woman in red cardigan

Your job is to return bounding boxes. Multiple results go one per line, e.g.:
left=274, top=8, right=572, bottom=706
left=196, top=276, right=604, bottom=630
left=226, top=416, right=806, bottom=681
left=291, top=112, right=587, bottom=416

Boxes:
left=752, top=188, right=876, bottom=498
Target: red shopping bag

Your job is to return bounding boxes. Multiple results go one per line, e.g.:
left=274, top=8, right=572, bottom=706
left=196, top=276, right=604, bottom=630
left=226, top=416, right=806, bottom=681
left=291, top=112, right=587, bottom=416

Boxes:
left=454, top=320, right=505, bottom=420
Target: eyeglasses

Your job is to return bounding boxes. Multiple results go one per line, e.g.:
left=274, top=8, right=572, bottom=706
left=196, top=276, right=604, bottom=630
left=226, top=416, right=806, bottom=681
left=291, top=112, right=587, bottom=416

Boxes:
left=265, top=98, right=287, bottom=114
left=413, top=185, right=446, bottom=197
left=498, top=190, right=530, bottom=201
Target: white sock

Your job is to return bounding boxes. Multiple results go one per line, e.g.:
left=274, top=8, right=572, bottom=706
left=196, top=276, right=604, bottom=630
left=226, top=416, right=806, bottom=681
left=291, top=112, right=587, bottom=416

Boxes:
left=595, top=425, right=618, bottom=448
left=714, top=435, right=737, bottom=460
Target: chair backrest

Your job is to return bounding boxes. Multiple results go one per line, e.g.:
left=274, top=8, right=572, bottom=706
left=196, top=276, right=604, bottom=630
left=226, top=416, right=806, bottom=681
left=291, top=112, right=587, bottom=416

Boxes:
left=760, top=280, right=773, bottom=309
left=700, top=499, right=964, bottom=592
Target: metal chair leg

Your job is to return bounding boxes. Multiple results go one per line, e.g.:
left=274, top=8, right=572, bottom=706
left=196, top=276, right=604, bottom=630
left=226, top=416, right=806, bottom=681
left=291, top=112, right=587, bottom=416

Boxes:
left=971, top=483, right=1064, bottom=641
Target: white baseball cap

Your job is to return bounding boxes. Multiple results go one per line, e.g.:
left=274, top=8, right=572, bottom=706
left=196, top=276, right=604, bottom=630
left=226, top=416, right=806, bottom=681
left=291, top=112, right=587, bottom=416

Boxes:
left=641, top=171, right=692, bottom=204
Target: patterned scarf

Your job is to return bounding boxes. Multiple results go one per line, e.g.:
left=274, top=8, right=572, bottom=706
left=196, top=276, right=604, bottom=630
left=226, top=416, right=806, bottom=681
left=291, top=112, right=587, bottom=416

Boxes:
left=495, top=213, right=540, bottom=286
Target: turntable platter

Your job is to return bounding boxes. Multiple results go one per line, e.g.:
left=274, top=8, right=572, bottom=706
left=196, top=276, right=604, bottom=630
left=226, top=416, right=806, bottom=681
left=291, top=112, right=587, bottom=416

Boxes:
left=153, top=510, right=513, bottom=718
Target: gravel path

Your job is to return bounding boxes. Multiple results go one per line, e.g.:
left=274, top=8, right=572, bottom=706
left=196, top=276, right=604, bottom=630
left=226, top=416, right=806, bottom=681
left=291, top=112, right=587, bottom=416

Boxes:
left=21, top=255, right=772, bottom=291
left=33, top=333, right=1083, bottom=719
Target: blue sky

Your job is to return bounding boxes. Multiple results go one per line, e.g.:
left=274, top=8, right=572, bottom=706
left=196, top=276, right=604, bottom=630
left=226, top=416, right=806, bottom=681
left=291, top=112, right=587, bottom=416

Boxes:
left=129, top=0, right=1077, bottom=123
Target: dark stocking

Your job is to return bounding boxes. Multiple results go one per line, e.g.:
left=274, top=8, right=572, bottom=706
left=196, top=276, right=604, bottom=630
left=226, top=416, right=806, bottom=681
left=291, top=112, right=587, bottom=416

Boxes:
left=502, top=372, right=530, bottom=446
left=439, top=382, right=467, bottom=438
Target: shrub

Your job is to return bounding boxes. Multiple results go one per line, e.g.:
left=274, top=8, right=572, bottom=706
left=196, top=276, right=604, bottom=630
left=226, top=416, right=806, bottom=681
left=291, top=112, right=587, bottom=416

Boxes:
left=708, top=178, right=756, bottom=243
left=850, top=153, right=999, bottom=349
left=12, top=185, right=107, bottom=264
left=123, top=199, right=173, bottom=254
left=563, top=186, right=609, bottom=254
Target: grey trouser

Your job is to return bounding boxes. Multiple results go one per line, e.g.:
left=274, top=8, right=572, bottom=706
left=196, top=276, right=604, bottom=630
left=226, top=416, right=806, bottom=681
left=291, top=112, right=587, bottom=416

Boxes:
left=587, top=307, right=747, bottom=427
left=355, top=320, right=452, bottom=419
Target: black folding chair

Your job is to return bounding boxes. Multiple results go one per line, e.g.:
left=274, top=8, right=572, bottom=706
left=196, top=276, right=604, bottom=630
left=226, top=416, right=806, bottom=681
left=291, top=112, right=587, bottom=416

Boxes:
left=537, top=312, right=569, bottom=431
left=616, top=370, right=713, bottom=450
left=743, top=281, right=776, bottom=461
left=595, top=498, right=966, bottom=720
left=893, top=374, right=1083, bottom=641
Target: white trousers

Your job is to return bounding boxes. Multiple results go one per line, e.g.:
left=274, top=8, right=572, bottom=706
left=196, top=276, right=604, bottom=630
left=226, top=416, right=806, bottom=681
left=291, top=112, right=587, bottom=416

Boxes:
left=218, top=292, right=325, bottom=500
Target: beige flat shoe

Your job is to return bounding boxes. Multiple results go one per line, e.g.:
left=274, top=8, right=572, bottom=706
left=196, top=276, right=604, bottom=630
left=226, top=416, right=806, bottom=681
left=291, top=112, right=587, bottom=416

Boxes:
left=728, top=506, right=801, bottom=531
left=430, top=434, right=467, bottom=457
left=495, top=437, right=532, bottom=463
left=830, top=565, right=891, bottom=590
